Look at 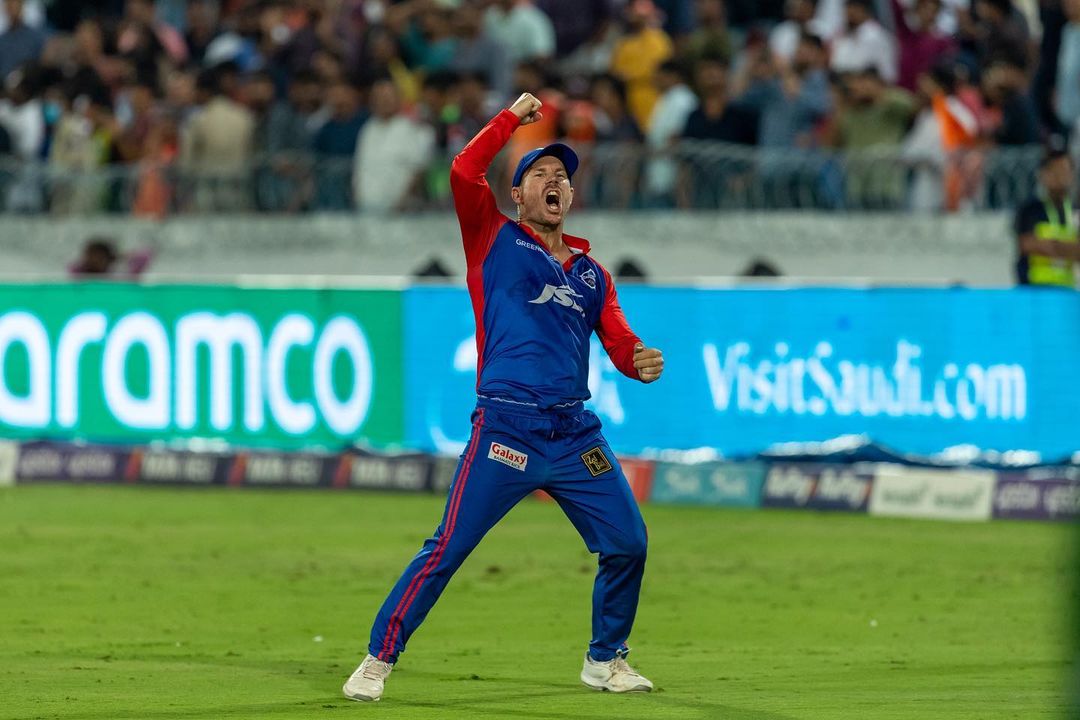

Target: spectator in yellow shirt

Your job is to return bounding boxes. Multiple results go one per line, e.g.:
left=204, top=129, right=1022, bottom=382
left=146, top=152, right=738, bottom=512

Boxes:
left=610, top=0, right=673, bottom=132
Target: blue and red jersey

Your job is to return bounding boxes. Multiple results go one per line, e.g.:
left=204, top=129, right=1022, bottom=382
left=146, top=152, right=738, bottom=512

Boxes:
left=449, top=109, right=644, bottom=410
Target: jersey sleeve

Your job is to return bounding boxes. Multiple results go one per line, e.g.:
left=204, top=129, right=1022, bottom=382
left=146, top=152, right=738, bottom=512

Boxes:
left=450, top=109, right=519, bottom=267
left=595, top=264, right=643, bottom=381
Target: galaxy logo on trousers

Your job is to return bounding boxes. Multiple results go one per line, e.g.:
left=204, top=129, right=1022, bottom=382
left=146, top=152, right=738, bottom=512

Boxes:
left=488, top=442, right=529, bottom=471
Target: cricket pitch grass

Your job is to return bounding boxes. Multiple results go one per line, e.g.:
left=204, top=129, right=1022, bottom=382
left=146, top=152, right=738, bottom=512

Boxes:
left=0, top=484, right=1073, bottom=719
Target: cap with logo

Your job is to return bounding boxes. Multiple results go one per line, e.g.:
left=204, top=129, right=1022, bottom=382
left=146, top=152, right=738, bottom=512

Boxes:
left=512, top=143, right=579, bottom=188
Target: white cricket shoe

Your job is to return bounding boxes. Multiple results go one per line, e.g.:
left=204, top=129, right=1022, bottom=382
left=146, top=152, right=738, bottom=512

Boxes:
left=342, top=654, right=394, bottom=702
left=580, top=653, right=654, bottom=693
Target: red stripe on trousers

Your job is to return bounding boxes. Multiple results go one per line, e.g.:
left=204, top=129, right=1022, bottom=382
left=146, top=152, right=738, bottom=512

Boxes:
left=379, top=409, right=485, bottom=661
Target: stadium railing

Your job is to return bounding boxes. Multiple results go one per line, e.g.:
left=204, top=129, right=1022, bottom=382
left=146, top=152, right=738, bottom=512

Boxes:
left=0, top=143, right=1043, bottom=216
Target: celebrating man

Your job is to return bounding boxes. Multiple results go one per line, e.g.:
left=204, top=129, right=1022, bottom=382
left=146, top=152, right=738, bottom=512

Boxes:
left=343, top=92, right=665, bottom=701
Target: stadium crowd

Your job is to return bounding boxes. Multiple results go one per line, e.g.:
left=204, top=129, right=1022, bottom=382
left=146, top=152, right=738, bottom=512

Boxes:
left=0, top=0, right=1075, bottom=214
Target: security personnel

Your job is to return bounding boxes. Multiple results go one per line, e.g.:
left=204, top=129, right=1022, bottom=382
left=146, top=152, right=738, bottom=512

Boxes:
left=1014, top=149, right=1080, bottom=287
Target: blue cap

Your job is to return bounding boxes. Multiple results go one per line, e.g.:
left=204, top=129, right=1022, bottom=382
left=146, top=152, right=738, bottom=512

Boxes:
left=511, top=143, right=579, bottom=188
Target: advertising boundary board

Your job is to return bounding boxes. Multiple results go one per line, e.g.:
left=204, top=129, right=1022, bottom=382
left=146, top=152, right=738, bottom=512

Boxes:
left=1, top=284, right=1078, bottom=463
left=8, top=438, right=1079, bottom=523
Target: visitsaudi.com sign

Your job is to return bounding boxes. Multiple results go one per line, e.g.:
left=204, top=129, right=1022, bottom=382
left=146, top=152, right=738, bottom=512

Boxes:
left=0, top=284, right=404, bottom=449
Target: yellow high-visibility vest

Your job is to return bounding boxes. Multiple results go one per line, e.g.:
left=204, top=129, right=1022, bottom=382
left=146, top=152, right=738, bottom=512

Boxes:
left=1030, top=198, right=1078, bottom=287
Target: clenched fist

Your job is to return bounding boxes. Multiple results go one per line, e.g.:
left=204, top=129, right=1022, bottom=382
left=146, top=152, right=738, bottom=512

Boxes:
left=509, top=92, right=543, bottom=126
left=633, top=343, right=664, bottom=383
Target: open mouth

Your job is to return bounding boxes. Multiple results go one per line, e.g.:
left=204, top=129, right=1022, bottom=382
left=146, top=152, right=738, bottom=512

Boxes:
left=545, top=190, right=561, bottom=212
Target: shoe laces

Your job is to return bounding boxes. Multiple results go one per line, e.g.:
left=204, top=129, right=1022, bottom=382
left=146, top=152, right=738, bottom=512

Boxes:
left=611, top=657, right=636, bottom=676
left=361, top=658, right=390, bottom=681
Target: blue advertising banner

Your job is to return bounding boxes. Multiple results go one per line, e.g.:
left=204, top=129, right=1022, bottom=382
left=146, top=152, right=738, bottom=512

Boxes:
left=404, top=287, right=1080, bottom=460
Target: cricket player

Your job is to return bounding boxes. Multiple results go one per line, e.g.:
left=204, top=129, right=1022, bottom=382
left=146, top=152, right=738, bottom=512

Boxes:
left=343, top=92, right=665, bottom=701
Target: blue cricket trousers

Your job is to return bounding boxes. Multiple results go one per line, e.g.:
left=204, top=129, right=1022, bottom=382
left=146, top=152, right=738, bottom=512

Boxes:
left=368, top=398, right=648, bottom=664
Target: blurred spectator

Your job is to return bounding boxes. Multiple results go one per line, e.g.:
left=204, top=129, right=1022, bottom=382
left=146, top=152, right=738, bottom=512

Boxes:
left=450, top=4, right=511, bottom=101
left=249, top=69, right=316, bottom=212
left=538, top=0, right=614, bottom=56
left=313, top=79, right=366, bottom=210
left=738, top=34, right=831, bottom=149
left=413, top=256, right=454, bottom=278
left=257, top=2, right=321, bottom=80
left=353, top=78, right=434, bottom=213
left=114, top=78, right=157, bottom=165
left=960, top=0, right=1030, bottom=71
left=0, top=0, right=1061, bottom=219
left=184, top=0, right=219, bottom=66
left=70, top=236, right=118, bottom=275
left=681, top=55, right=758, bottom=207
left=685, top=0, right=733, bottom=63
left=180, top=67, right=255, bottom=211
left=652, top=0, right=695, bottom=40
left=891, top=0, right=957, bottom=92
left=770, top=0, right=826, bottom=62
left=0, top=0, right=45, bottom=81
left=49, top=90, right=116, bottom=214
left=0, top=0, right=42, bottom=33
left=359, top=26, right=421, bottom=108
left=741, top=257, right=783, bottom=276
left=902, top=61, right=978, bottom=211
left=1056, top=0, right=1080, bottom=131
left=726, top=0, right=787, bottom=29
left=420, top=70, right=460, bottom=203
left=1013, top=148, right=1080, bottom=286
left=983, top=60, right=1040, bottom=146
left=398, top=2, right=457, bottom=73
left=119, top=0, right=188, bottom=68
left=737, top=36, right=831, bottom=207
left=644, top=60, right=698, bottom=203
left=832, top=67, right=916, bottom=208
left=505, top=61, right=562, bottom=171
left=483, top=0, right=555, bottom=65
left=614, top=256, right=648, bottom=280
left=555, top=12, right=621, bottom=77
left=0, top=65, right=43, bottom=160
left=590, top=72, right=642, bottom=206
left=831, top=0, right=898, bottom=84
left=610, top=0, right=674, bottom=132
left=449, top=71, right=496, bottom=154
left=832, top=68, right=916, bottom=149
left=682, top=56, right=758, bottom=144
left=69, top=235, right=154, bottom=277
left=591, top=73, right=643, bottom=142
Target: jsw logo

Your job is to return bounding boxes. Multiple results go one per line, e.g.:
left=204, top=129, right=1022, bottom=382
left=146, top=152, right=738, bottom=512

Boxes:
left=529, top=284, right=584, bottom=314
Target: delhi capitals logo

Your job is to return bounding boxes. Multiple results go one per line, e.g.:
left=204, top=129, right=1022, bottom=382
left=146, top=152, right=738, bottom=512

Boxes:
left=580, top=268, right=597, bottom=290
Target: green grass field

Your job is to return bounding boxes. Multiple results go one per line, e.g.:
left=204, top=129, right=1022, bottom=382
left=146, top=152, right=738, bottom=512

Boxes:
left=0, top=484, right=1073, bottom=720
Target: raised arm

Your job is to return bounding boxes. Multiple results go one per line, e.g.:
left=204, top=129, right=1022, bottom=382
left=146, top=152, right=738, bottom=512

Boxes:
left=595, top=265, right=664, bottom=383
left=450, top=93, right=544, bottom=267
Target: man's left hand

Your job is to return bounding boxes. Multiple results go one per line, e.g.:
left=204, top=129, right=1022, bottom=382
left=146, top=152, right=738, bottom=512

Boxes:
left=633, top=343, right=664, bottom=383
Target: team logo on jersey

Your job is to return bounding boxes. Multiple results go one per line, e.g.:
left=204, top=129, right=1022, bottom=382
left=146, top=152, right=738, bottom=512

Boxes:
left=580, top=268, right=597, bottom=290
left=488, top=442, right=528, bottom=471
left=529, top=284, right=585, bottom=314
left=581, top=447, right=613, bottom=477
